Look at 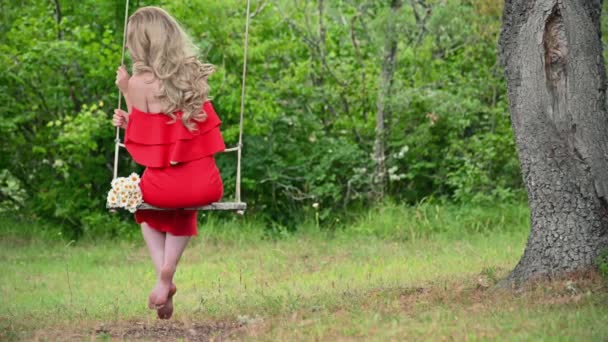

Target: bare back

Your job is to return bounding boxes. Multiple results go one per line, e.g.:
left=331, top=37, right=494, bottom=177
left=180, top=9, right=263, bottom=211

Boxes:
left=128, top=72, right=164, bottom=114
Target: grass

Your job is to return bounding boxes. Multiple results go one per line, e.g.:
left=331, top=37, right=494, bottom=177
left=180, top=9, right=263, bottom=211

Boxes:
left=1, top=202, right=607, bottom=341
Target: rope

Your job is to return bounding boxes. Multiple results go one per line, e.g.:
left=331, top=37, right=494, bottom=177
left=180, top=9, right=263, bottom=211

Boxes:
left=112, top=0, right=130, bottom=180
left=235, top=0, right=251, bottom=203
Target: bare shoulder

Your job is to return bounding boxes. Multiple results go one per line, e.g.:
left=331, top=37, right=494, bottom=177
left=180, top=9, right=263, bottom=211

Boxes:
left=128, top=72, right=160, bottom=92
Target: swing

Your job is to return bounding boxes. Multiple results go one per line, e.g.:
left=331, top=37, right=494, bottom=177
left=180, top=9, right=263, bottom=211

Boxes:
left=109, top=0, right=250, bottom=212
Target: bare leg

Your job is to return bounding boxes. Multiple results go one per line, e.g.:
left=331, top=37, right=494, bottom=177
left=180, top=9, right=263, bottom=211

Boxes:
left=141, top=222, right=165, bottom=275
left=141, top=223, right=168, bottom=310
left=149, top=232, right=190, bottom=315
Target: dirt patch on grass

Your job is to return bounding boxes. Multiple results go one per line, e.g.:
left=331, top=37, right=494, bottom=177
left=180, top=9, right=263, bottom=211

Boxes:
left=98, top=320, right=246, bottom=341
left=283, top=270, right=607, bottom=340
left=23, top=319, right=247, bottom=342
left=396, top=269, right=607, bottom=314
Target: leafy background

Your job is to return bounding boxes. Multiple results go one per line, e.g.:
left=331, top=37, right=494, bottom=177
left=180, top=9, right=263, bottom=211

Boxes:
left=2, top=0, right=599, bottom=237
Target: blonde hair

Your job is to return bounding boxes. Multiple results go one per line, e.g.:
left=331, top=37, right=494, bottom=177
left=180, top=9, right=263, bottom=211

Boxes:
left=126, top=6, right=215, bottom=130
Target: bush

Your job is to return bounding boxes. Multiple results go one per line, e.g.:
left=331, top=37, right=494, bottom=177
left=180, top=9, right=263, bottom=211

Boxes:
left=597, top=249, right=608, bottom=281
left=1, top=0, right=530, bottom=235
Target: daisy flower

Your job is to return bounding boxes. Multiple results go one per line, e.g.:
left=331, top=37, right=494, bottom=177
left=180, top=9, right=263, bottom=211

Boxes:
left=107, top=174, right=144, bottom=210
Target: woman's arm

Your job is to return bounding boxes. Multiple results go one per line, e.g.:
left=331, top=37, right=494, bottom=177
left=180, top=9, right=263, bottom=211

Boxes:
left=116, top=65, right=133, bottom=113
left=112, top=65, right=132, bottom=129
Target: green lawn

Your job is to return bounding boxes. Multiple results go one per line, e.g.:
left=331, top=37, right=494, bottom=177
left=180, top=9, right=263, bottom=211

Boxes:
left=1, top=204, right=606, bottom=341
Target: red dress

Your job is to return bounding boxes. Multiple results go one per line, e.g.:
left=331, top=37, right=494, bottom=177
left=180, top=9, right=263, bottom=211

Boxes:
left=124, top=101, right=225, bottom=236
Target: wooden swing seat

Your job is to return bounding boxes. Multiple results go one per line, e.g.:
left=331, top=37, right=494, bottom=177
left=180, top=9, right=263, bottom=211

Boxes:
left=137, top=202, right=247, bottom=211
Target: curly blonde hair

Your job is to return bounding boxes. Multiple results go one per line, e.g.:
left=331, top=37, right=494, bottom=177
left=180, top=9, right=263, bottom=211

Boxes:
left=126, top=6, right=215, bottom=130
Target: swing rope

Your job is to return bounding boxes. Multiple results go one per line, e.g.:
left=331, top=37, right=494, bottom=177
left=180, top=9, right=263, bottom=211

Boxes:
left=235, top=0, right=251, bottom=205
left=112, top=0, right=130, bottom=180
left=111, top=0, right=250, bottom=212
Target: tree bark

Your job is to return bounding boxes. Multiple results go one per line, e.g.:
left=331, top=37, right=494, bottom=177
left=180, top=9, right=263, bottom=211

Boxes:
left=499, top=0, right=608, bottom=284
left=373, top=0, right=402, bottom=199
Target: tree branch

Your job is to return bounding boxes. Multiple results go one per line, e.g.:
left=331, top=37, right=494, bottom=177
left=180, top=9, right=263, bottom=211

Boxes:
left=51, top=0, right=63, bottom=40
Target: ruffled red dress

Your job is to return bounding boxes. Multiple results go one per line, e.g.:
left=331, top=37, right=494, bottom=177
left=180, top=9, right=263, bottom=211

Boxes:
left=124, top=101, right=225, bottom=236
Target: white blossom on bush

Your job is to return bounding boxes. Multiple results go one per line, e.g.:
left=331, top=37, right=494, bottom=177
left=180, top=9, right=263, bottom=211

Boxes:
left=388, top=166, right=406, bottom=182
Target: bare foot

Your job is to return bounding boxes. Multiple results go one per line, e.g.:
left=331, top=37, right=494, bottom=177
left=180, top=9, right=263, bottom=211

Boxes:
left=148, top=284, right=170, bottom=309
left=148, top=266, right=175, bottom=309
left=157, top=283, right=177, bottom=319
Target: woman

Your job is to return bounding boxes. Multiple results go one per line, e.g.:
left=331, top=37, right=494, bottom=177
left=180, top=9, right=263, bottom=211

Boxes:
left=112, top=6, right=224, bottom=319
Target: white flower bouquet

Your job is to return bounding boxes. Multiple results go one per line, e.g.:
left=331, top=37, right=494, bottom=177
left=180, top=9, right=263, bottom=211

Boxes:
left=106, top=173, right=143, bottom=213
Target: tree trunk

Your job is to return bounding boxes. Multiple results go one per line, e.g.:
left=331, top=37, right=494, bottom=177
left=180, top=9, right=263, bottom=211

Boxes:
left=373, top=0, right=402, bottom=199
left=499, top=0, right=608, bottom=284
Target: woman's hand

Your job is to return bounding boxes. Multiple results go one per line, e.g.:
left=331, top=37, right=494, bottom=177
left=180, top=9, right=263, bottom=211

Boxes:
left=112, top=109, right=129, bottom=129
left=115, top=65, right=130, bottom=94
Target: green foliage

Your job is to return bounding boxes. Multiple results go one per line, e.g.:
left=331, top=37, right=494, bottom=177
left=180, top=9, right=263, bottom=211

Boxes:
left=0, top=170, right=27, bottom=212
left=29, top=103, right=114, bottom=235
left=349, top=199, right=529, bottom=241
left=0, top=0, right=565, bottom=235
left=597, top=249, right=608, bottom=281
